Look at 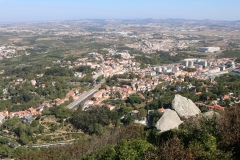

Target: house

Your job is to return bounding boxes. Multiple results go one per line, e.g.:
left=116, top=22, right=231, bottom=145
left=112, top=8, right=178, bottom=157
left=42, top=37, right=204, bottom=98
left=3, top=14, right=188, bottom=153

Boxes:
left=92, top=90, right=103, bottom=100
left=158, top=107, right=165, bottom=113
left=223, top=95, right=230, bottom=100
left=137, top=84, right=146, bottom=92
left=131, top=110, right=139, bottom=115
left=55, top=99, right=66, bottom=106
left=30, top=79, right=37, bottom=86
left=41, top=84, right=46, bottom=88
left=83, top=100, right=94, bottom=110
left=107, top=105, right=115, bottom=110
left=195, top=92, right=202, bottom=95
left=23, top=116, right=34, bottom=123
left=74, top=72, right=83, bottom=77
left=211, top=105, right=224, bottom=111
left=0, top=116, right=6, bottom=124
left=0, top=110, right=8, bottom=117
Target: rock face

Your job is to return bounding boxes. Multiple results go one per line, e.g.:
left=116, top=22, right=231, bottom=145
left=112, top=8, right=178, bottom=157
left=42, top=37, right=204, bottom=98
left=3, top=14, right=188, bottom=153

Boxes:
left=172, top=94, right=201, bottom=119
left=202, top=111, right=220, bottom=119
left=155, top=109, right=183, bottom=132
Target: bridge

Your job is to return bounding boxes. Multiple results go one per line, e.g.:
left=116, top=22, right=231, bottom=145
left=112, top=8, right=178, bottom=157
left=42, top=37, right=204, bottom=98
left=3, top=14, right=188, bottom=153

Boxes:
left=67, top=79, right=105, bottom=110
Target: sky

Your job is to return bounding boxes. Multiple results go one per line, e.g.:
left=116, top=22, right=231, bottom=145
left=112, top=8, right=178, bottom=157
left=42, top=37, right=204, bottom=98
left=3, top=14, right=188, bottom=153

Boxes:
left=0, top=0, right=240, bottom=22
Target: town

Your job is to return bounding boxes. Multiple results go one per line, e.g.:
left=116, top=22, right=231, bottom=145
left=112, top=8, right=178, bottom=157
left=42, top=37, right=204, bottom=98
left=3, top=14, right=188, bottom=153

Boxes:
left=0, top=19, right=240, bottom=159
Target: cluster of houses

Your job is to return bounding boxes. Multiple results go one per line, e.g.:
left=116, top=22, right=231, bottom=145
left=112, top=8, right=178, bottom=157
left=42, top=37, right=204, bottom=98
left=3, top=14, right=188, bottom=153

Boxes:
left=195, top=102, right=225, bottom=111
left=125, top=34, right=194, bottom=53
left=54, top=89, right=81, bottom=106
left=83, top=85, right=136, bottom=110
left=1, top=50, right=239, bottom=126
left=0, top=106, right=44, bottom=124
left=0, top=46, right=18, bottom=60
left=44, top=53, right=238, bottom=111
left=153, top=58, right=236, bottom=81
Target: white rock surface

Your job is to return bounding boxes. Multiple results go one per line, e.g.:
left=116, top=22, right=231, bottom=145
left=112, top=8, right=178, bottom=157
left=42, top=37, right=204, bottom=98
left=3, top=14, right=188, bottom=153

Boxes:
left=155, top=109, right=183, bottom=132
left=172, top=94, right=201, bottom=119
left=134, top=118, right=147, bottom=126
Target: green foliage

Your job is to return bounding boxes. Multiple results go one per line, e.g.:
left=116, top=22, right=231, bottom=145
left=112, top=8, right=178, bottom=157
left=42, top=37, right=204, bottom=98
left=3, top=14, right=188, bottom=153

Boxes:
left=148, top=110, right=163, bottom=126
left=122, top=113, right=138, bottom=125
left=0, top=100, right=12, bottom=111
left=183, top=67, right=197, bottom=72
left=134, top=50, right=187, bottom=65
left=74, top=66, right=95, bottom=74
left=127, top=94, right=144, bottom=106
left=19, top=133, right=30, bottom=145
left=70, top=107, right=121, bottom=135
left=45, top=67, right=74, bottom=77
left=115, top=139, right=151, bottom=160
left=98, top=146, right=116, bottom=160
left=220, top=49, right=240, bottom=59
left=0, top=144, right=12, bottom=159
left=47, top=106, right=73, bottom=119
left=13, top=147, right=28, bottom=158
left=0, top=137, right=10, bottom=144
left=138, top=108, right=147, bottom=119
left=1, top=117, right=44, bottom=146
left=105, top=75, right=119, bottom=86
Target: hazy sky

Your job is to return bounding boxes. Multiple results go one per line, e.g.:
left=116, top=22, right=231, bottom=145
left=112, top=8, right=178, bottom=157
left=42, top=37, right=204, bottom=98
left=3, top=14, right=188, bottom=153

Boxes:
left=1, top=0, right=240, bottom=22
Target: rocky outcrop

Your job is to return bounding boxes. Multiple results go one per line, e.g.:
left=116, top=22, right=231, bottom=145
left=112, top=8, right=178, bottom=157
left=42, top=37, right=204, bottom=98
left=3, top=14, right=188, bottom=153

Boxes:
left=172, top=94, right=201, bottom=119
left=134, top=118, right=147, bottom=126
left=155, top=109, right=183, bottom=132
left=202, top=111, right=220, bottom=119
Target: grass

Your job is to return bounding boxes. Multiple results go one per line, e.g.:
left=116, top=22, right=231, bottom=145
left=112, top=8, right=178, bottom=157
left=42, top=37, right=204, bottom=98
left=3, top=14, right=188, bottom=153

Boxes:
left=220, top=50, right=240, bottom=59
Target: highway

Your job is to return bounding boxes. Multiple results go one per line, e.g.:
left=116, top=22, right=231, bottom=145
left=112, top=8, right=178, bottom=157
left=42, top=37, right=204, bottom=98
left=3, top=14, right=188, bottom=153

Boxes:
left=67, top=79, right=105, bottom=110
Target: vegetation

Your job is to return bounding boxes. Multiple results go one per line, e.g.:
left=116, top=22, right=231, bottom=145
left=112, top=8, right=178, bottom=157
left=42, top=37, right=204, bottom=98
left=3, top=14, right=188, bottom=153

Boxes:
left=133, top=50, right=187, bottom=65
left=70, top=107, right=122, bottom=135
left=0, top=20, right=240, bottom=159
left=13, top=106, right=240, bottom=159
left=0, top=117, right=45, bottom=145
left=183, top=67, right=197, bottom=72
left=220, top=49, right=240, bottom=59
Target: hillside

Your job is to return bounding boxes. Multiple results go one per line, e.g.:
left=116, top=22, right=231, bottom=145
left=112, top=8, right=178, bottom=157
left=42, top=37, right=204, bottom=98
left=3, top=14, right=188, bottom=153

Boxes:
left=14, top=106, right=240, bottom=160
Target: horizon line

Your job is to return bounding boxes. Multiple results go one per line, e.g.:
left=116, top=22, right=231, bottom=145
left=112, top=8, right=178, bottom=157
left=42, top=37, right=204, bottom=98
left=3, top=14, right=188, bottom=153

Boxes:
left=1, top=18, right=240, bottom=24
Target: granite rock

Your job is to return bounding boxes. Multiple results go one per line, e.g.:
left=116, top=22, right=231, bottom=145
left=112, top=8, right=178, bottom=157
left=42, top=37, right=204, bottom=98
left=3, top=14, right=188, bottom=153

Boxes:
left=155, top=109, right=183, bottom=132
left=172, top=94, right=201, bottom=119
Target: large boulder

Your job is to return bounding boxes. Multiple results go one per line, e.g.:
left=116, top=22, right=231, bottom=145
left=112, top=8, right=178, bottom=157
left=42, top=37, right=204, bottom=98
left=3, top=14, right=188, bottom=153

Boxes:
left=202, top=111, right=220, bottom=119
left=172, top=94, right=201, bottom=119
left=155, top=109, right=183, bottom=132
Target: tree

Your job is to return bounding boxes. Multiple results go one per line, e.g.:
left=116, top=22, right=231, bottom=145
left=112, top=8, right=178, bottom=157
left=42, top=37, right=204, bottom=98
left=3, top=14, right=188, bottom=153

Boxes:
left=99, top=146, right=116, bottom=160
left=100, top=83, right=106, bottom=89
left=138, top=108, right=147, bottom=120
left=19, top=133, right=30, bottom=145
left=0, top=144, right=12, bottom=159
left=122, top=114, right=137, bottom=125
left=70, top=107, right=120, bottom=134
left=0, top=138, right=9, bottom=145
left=127, top=94, right=143, bottom=106
left=115, top=139, right=151, bottom=160
left=13, top=147, right=28, bottom=158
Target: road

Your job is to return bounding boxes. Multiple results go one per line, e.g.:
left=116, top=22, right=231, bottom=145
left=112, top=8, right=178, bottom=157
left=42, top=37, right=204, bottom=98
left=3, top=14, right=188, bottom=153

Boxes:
left=31, top=140, right=75, bottom=148
left=67, top=79, right=105, bottom=110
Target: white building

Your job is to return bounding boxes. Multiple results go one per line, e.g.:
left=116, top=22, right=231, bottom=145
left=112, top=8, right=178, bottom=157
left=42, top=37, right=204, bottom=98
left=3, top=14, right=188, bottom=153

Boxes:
left=198, top=47, right=220, bottom=53
left=200, top=60, right=208, bottom=67
left=182, top=59, right=196, bottom=67
left=172, top=66, right=179, bottom=72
